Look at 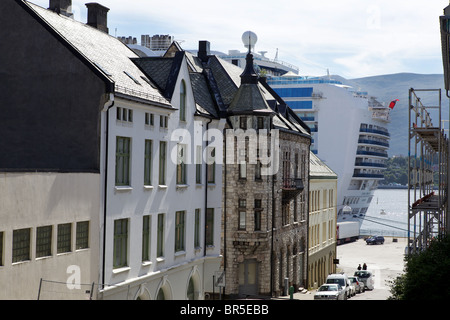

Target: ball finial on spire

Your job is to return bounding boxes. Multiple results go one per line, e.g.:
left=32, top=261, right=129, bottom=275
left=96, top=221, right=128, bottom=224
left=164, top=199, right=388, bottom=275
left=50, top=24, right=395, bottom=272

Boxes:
left=242, top=31, right=258, bottom=52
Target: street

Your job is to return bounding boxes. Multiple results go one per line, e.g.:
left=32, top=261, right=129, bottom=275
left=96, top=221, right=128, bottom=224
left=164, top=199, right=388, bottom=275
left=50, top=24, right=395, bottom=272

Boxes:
left=336, top=237, right=406, bottom=300
left=288, top=236, right=407, bottom=300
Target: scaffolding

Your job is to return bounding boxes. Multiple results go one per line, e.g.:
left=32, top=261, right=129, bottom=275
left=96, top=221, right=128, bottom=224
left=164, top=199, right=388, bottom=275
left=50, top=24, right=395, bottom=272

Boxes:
left=408, top=88, right=448, bottom=255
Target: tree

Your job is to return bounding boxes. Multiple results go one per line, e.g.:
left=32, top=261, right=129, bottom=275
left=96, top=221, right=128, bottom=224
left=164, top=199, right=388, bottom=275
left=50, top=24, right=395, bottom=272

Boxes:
left=388, top=235, right=450, bottom=300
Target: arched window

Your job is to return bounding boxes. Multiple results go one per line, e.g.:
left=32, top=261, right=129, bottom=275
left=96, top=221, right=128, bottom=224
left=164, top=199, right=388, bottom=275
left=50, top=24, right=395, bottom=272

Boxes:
left=157, top=288, right=165, bottom=300
left=180, top=80, right=186, bottom=122
left=187, top=277, right=195, bottom=300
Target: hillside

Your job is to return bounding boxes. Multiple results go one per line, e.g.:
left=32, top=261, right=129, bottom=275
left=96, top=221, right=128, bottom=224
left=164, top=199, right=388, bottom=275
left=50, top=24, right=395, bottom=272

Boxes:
left=336, top=73, right=448, bottom=156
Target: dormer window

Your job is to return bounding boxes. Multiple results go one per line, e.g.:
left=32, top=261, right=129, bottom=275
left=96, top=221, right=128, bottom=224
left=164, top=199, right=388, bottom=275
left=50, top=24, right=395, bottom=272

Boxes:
left=257, top=117, right=264, bottom=130
left=240, top=116, right=247, bottom=130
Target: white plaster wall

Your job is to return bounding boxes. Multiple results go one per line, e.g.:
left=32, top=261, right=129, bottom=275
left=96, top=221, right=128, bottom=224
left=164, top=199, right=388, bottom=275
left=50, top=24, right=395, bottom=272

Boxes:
left=101, top=56, right=222, bottom=299
left=0, top=172, right=101, bottom=299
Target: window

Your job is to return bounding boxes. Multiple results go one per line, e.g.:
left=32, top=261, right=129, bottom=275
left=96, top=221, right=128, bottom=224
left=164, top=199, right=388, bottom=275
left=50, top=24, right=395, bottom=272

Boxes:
left=254, top=200, right=262, bottom=231
left=205, top=209, right=214, bottom=246
left=159, top=141, right=167, bottom=185
left=144, top=140, right=153, bottom=185
left=12, top=228, right=30, bottom=263
left=76, top=221, right=89, bottom=250
left=157, top=214, right=165, bottom=257
left=177, top=144, right=187, bottom=185
left=123, top=70, right=141, bottom=85
left=257, top=117, right=264, bottom=130
left=180, top=80, right=186, bottom=122
left=175, top=211, right=186, bottom=252
left=160, top=115, right=168, bottom=128
left=282, top=203, right=289, bottom=226
left=145, top=113, right=154, bottom=126
left=207, top=147, right=215, bottom=184
left=116, top=137, right=131, bottom=186
left=36, top=226, right=52, bottom=258
left=113, top=219, right=128, bottom=268
left=255, top=160, right=262, bottom=180
left=194, top=209, right=201, bottom=248
left=240, top=116, right=247, bottom=130
left=116, top=107, right=133, bottom=123
left=187, top=277, right=195, bottom=300
left=239, top=163, right=247, bottom=179
left=238, top=199, right=246, bottom=230
left=142, top=215, right=150, bottom=262
left=196, top=146, right=202, bottom=184
left=57, top=223, right=72, bottom=254
left=239, top=142, right=247, bottom=179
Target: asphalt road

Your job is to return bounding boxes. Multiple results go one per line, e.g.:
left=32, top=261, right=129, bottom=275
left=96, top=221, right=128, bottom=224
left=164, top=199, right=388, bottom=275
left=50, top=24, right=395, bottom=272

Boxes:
left=289, top=237, right=407, bottom=300
left=336, top=237, right=407, bottom=300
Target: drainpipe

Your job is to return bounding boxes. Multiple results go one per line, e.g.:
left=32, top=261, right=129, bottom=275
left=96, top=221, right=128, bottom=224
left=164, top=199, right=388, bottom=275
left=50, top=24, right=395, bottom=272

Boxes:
left=101, top=93, right=114, bottom=290
left=204, top=118, right=213, bottom=257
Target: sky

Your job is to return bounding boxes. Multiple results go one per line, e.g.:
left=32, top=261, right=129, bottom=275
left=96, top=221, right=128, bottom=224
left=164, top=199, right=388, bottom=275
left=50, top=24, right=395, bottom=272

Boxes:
left=31, top=0, right=450, bottom=79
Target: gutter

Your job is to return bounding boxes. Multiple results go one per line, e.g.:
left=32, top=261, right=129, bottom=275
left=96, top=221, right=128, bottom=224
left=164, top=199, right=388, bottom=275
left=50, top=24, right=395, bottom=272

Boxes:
left=204, top=117, right=213, bottom=257
left=101, top=93, right=115, bottom=290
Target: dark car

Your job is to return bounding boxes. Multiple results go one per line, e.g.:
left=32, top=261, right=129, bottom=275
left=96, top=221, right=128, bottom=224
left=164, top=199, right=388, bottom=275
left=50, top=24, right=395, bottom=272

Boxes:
left=365, top=235, right=384, bottom=245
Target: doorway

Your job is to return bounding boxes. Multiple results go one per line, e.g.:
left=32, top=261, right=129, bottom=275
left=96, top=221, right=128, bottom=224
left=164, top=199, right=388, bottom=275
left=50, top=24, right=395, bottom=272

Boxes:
left=238, top=259, right=259, bottom=296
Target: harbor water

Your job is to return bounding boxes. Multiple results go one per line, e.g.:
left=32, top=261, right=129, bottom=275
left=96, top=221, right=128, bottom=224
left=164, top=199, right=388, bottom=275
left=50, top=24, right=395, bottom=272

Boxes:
left=359, top=188, right=413, bottom=238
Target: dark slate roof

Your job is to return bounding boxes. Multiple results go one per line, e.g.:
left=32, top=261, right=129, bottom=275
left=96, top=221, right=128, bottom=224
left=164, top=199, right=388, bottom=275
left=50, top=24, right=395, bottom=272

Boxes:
left=132, top=57, right=174, bottom=93
left=24, top=1, right=171, bottom=108
left=207, top=56, right=240, bottom=106
left=189, top=73, right=219, bottom=118
left=227, top=83, right=272, bottom=115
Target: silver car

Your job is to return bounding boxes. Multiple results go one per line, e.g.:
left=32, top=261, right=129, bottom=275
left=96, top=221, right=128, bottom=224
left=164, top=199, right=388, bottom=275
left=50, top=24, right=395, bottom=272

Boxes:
left=314, top=284, right=346, bottom=300
left=354, top=270, right=374, bottom=290
left=348, top=276, right=364, bottom=293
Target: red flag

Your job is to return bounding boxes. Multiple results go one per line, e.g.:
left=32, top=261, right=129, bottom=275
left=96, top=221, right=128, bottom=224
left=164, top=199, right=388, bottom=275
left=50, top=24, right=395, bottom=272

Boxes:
left=389, top=99, right=399, bottom=109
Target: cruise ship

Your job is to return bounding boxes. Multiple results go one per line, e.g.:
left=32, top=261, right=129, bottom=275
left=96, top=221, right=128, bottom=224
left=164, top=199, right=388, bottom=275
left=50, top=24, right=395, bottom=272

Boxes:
left=220, top=47, right=391, bottom=224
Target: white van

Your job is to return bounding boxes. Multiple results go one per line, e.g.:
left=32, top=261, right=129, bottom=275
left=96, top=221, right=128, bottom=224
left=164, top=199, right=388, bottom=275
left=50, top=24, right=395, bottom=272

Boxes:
left=326, top=273, right=351, bottom=299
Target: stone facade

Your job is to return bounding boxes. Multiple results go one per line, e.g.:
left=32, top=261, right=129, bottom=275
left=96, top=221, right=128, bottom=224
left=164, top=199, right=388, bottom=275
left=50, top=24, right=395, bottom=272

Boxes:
left=222, top=126, right=310, bottom=298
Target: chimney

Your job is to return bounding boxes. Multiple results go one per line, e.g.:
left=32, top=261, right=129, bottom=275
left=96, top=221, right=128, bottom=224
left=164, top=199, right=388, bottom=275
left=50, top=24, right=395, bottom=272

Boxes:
left=49, top=0, right=73, bottom=18
left=85, top=3, right=110, bottom=33
left=198, top=41, right=210, bottom=63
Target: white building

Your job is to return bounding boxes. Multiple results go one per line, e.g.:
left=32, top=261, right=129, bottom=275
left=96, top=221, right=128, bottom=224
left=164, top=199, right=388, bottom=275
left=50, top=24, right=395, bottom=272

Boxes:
left=0, top=0, right=221, bottom=300
left=101, top=49, right=223, bottom=300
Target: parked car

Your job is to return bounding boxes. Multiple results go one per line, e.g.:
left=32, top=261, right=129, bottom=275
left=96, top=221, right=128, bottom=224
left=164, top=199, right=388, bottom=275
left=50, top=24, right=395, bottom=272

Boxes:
left=326, top=273, right=351, bottom=299
left=347, top=279, right=356, bottom=297
left=314, top=284, right=346, bottom=300
left=366, top=235, right=385, bottom=245
left=348, top=276, right=364, bottom=293
left=354, top=270, right=374, bottom=290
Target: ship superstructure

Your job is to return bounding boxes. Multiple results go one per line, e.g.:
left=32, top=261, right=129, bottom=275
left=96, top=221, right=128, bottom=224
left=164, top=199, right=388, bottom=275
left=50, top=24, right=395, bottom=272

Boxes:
left=267, top=74, right=391, bottom=222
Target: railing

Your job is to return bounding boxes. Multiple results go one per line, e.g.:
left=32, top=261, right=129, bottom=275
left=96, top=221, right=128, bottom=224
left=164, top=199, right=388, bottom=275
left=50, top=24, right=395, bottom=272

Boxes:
left=282, top=178, right=304, bottom=190
left=353, top=173, right=384, bottom=179
left=356, top=150, right=388, bottom=158
left=115, top=85, right=169, bottom=105
left=360, top=128, right=390, bottom=137
left=358, top=139, right=389, bottom=148
left=354, top=162, right=387, bottom=168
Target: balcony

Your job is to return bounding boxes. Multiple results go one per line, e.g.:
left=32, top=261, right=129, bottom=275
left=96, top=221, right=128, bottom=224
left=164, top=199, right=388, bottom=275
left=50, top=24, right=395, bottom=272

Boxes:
left=356, top=150, right=388, bottom=158
left=354, top=161, right=387, bottom=169
left=281, top=178, right=304, bottom=202
left=360, top=128, right=390, bottom=138
left=358, top=139, right=389, bottom=148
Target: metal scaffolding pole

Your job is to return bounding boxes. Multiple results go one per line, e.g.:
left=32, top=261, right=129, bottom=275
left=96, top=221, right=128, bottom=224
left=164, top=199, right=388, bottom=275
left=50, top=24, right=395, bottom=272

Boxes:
left=408, top=88, right=448, bottom=255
